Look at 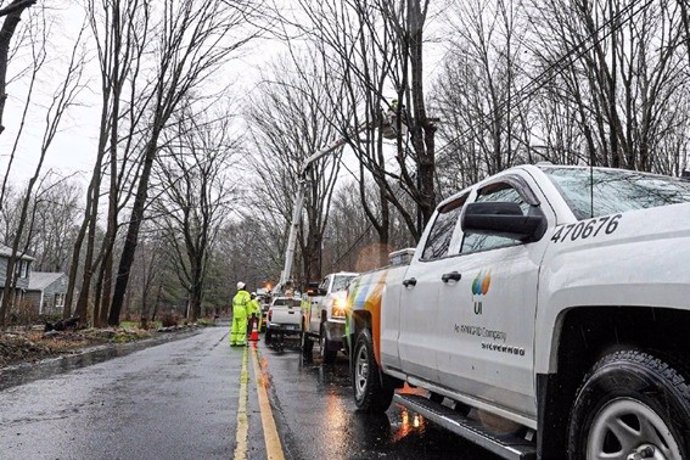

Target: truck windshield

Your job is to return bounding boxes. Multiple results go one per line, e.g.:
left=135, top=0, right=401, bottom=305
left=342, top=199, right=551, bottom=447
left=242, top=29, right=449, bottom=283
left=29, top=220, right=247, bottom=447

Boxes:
left=331, top=275, right=355, bottom=292
left=273, top=298, right=301, bottom=307
left=543, top=167, right=690, bottom=220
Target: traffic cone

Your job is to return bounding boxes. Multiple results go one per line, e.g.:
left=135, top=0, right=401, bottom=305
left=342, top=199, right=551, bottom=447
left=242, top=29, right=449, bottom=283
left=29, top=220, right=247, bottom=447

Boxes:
left=249, top=318, right=259, bottom=342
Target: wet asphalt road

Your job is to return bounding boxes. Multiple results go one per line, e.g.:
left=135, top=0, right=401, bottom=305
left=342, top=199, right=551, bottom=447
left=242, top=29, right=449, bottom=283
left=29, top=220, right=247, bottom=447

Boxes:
left=0, top=326, right=499, bottom=459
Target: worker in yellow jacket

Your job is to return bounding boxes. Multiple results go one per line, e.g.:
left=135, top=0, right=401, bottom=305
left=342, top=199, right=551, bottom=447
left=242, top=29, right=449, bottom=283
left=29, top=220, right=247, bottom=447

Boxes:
left=247, top=293, right=262, bottom=338
left=230, top=282, right=251, bottom=346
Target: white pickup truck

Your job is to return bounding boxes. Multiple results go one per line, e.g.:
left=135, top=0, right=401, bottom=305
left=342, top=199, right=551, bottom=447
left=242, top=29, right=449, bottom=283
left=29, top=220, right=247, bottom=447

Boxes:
left=301, top=272, right=358, bottom=363
left=345, top=164, right=690, bottom=460
left=264, top=296, right=302, bottom=345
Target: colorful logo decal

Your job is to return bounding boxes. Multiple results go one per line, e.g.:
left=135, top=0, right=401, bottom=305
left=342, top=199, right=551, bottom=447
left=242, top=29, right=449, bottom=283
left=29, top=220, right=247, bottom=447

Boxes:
left=471, top=270, right=492, bottom=296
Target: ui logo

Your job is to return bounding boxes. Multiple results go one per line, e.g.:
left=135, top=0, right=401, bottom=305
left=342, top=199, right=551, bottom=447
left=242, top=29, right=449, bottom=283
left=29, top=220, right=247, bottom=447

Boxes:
left=471, top=270, right=491, bottom=315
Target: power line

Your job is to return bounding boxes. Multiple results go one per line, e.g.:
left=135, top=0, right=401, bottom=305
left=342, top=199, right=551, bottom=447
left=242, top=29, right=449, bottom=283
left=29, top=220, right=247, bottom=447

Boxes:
left=435, top=0, right=654, bottom=158
left=327, top=0, right=654, bottom=271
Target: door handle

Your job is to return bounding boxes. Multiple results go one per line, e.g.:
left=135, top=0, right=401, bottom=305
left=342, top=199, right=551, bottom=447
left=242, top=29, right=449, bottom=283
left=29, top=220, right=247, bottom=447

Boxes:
left=402, top=277, right=417, bottom=287
left=441, top=271, right=462, bottom=283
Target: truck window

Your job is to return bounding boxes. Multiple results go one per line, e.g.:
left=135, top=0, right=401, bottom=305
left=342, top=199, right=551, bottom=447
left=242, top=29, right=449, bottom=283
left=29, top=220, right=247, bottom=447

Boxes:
left=460, top=183, right=531, bottom=254
left=331, top=275, right=354, bottom=292
left=543, top=167, right=690, bottom=220
left=421, top=195, right=467, bottom=260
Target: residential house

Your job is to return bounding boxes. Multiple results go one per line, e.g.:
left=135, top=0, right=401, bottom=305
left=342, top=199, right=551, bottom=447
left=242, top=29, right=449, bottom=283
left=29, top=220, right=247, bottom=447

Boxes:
left=26, top=272, right=68, bottom=315
left=0, top=244, right=34, bottom=307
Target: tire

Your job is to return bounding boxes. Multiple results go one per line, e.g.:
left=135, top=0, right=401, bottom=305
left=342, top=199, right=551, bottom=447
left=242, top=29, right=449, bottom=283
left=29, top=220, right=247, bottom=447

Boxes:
left=301, top=327, right=314, bottom=359
left=352, top=328, right=393, bottom=413
left=264, top=328, right=272, bottom=345
left=568, top=350, right=690, bottom=460
left=320, top=324, right=338, bottom=365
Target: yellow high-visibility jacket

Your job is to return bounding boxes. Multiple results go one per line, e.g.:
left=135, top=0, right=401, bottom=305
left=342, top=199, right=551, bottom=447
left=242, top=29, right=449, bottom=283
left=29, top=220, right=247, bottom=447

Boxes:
left=232, top=290, right=251, bottom=319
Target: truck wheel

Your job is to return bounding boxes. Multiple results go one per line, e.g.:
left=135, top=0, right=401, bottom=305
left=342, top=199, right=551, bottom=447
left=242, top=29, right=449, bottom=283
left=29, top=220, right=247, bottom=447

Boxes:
left=320, top=324, right=337, bottom=365
left=264, top=328, right=272, bottom=345
left=301, top=329, right=314, bottom=359
left=567, top=350, right=690, bottom=460
left=353, top=328, right=393, bottom=413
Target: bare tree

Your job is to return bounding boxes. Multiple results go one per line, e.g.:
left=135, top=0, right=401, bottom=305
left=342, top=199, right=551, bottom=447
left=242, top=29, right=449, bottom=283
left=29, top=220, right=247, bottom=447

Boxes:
left=0, top=23, right=86, bottom=325
left=528, top=0, right=690, bottom=173
left=0, top=0, right=35, bottom=136
left=68, top=0, right=152, bottom=324
left=0, top=4, right=45, bottom=211
left=247, top=56, right=342, bottom=284
left=432, top=0, right=532, bottom=192
left=153, top=110, right=237, bottom=321
left=107, top=0, right=260, bottom=326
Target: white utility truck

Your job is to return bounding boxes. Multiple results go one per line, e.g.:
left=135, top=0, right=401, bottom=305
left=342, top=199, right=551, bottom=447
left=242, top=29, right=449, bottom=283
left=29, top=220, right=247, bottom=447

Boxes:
left=264, top=296, right=302, bottom=345
left=345, top=164, right=690, bottom=460
left=301, top=272, right=358, bottom=363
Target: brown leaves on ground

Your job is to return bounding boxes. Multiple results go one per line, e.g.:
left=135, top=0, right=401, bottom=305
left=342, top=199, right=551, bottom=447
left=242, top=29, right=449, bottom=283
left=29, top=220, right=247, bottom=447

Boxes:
left=0, top=327, right=153, bottom=368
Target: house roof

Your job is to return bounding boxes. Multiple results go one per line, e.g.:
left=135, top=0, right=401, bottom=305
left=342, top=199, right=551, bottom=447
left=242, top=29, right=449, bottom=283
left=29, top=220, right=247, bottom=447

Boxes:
left=28, top=272, right=66, bottom=291
left=0, top=244, right=35, bottom=261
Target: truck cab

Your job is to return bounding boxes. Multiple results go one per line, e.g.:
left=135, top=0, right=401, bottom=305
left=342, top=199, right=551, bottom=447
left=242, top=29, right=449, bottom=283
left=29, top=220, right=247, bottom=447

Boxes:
left=301, top=272, right=358, bottom=363
left=347, top=165, right=690, bottom=459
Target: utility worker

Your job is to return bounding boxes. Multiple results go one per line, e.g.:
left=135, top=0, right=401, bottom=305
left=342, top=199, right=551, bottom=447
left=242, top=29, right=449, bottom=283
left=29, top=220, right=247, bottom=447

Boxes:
left=230, top=282, right=251, bottom=346
left=247, top=292, right=262, bottom=337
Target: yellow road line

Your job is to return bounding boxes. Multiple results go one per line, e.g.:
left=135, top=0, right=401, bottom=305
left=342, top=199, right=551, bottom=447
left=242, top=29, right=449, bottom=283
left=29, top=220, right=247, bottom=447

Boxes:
left=233, top=346, right=249, bottom=460
left=251, top=345, right=285, bottom=460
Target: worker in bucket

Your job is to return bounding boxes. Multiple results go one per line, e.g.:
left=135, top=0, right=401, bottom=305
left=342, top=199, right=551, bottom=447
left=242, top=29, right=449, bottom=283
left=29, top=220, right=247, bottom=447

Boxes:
left=247, top=292, right=261, bottom=338
left=230, top=282, right=251, bottom=346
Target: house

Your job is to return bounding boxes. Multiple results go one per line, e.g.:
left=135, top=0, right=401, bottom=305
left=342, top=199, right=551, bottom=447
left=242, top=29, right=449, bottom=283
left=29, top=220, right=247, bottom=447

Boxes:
left=26, top=272, right=68, bottom=315
left=0, top=243, right=34, bottom=307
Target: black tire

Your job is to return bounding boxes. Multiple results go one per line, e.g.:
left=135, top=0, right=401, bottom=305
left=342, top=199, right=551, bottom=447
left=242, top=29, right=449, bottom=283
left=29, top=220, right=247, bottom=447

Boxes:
left=352, top=328, right=393, bottom=413
left=320, top=324, right=338, bottom=365
left=264, top=329, right=272, bottom=345
left=301, top=327, right=314, bottom=359
left=568, top=350, right=690, bottom=460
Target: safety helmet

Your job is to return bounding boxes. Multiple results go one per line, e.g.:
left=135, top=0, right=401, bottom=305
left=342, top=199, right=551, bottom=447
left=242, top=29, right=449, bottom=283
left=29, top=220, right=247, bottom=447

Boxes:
left=237, top=281, right=246, bottom=290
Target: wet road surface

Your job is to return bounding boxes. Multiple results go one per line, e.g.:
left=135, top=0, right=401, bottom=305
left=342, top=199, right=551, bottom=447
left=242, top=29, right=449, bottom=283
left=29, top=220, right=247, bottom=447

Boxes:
left=262, top=338, right=500, bottom=460
left=0, top=327, right=500, bottom=459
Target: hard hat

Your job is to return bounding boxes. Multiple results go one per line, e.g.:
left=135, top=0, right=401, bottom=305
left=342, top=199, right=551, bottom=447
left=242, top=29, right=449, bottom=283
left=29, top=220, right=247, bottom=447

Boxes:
left=237, top=281, right=246, bottom=290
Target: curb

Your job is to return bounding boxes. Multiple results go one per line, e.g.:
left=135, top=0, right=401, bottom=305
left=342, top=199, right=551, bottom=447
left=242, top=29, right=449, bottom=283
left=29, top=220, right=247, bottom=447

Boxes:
left=0, top=328, right=202, bottom=391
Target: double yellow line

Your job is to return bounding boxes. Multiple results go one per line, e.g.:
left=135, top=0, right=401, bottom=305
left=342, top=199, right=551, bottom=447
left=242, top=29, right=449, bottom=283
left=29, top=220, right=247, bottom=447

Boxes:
left=234, top=345, right=285, bottom=460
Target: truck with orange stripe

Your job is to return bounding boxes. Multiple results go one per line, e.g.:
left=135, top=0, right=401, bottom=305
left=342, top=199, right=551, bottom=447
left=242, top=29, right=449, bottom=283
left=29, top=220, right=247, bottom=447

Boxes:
left=344, top=164, right=690, bottom=459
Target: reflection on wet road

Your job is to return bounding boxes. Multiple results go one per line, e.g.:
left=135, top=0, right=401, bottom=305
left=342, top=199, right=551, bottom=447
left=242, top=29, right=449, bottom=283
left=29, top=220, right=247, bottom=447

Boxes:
left=257, top=339, right=500, bottom=459
left=0, top=327, right=500, bottom=459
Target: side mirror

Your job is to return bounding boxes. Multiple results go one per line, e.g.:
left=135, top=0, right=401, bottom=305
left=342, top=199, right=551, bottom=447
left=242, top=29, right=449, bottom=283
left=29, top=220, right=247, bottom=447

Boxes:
left=461, top=201, right=546, bottom=242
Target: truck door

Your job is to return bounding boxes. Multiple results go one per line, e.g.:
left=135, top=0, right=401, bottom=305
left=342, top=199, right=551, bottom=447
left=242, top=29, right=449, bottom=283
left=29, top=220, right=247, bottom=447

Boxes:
left=311, top=277, right=329, bottom=331
left=435, top=175, right=552, bottom=419
left=398, top=193, right=469, bottom=382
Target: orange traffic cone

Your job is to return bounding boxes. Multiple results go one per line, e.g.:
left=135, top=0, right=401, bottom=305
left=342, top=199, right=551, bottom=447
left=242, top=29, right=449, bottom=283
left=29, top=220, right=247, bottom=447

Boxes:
left=249, top=318, right=259, bottom=342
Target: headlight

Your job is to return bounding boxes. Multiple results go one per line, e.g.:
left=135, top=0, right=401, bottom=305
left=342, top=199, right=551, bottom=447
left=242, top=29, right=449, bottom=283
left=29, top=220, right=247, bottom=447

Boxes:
left=331, top=299, right=348, bottom=317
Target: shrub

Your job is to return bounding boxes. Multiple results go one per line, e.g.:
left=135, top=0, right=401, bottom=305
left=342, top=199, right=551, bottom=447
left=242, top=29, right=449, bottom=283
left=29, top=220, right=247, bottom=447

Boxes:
left=160, top=313, right=178, bottom=328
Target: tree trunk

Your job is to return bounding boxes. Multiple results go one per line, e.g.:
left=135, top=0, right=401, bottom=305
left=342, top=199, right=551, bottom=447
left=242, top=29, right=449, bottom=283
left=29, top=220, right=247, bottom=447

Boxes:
left=109, top=134, right=159, bottom=326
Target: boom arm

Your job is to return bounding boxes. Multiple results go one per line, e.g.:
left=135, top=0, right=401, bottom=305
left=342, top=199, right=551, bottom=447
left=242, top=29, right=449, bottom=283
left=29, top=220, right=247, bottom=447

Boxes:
left=276, top=127, right=369, bottom=293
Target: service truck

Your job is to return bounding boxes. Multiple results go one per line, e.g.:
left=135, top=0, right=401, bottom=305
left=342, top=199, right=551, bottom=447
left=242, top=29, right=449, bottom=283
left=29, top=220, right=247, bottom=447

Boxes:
left=301, top=272, right=358, bottom=363
left=345, top=164, right=690, bottom=460
left=265, top=296, right=302, bottom=346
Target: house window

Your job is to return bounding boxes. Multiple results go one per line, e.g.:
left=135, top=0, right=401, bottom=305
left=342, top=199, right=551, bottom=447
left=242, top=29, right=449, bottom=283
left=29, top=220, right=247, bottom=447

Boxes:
left=54, top=293, right=65, bottom=309
left=15, top=260, right=30, bottom=278
left=15, top=261, right=24, bottom=278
